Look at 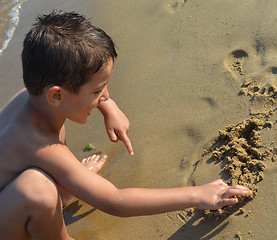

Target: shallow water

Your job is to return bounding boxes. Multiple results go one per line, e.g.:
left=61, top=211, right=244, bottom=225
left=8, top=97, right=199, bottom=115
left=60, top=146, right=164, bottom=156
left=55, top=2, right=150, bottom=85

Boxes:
left=0, top=0, right=26, bottom=56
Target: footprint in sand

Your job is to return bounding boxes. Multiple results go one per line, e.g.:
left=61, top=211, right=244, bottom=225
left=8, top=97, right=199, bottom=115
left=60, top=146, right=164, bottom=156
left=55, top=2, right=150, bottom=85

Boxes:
left=224, top=49, right=249, bottom=78
left=161, top=0, right=186, bottom=14
left=224, top=43, right=277, bottom=114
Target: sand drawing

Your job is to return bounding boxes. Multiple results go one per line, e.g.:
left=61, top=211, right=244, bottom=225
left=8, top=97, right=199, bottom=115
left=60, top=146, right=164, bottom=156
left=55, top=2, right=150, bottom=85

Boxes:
left=188, top=43, right=277, bottom=215
left=198, top=117, right=272, bottom=194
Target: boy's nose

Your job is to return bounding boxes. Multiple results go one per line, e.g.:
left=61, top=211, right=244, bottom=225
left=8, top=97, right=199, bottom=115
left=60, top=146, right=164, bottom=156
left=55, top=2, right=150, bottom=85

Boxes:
left=100, top=86, right=109, bottom=101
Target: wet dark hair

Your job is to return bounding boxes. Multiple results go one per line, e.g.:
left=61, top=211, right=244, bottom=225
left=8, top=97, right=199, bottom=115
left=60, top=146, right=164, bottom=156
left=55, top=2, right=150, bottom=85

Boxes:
left=22, top=10, right=117, bottom=95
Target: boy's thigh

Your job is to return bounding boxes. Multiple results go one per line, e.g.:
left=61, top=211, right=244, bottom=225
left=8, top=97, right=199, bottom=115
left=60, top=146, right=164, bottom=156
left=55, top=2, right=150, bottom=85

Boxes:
left=0, top=168, right=59, bottom=240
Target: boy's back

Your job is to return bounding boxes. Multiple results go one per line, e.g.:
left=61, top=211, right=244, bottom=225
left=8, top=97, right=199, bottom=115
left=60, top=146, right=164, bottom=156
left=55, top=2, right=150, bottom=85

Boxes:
left=0, top=90, right=47, bottom=190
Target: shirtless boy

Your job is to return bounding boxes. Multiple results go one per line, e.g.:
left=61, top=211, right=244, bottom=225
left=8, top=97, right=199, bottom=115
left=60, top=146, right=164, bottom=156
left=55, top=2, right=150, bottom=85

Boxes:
left=0, top=11, right=251, bottom=240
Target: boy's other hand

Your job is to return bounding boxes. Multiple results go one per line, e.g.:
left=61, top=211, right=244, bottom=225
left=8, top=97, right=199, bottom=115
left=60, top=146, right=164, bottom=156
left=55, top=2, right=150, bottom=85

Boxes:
left=107, top=126, right=133, bottom=156
left=98, top=98, right=134, bottom=155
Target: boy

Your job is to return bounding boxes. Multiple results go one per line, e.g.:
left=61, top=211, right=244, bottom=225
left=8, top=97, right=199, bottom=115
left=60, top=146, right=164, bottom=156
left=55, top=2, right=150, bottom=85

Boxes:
left=0, top=11, right=251, bottom=240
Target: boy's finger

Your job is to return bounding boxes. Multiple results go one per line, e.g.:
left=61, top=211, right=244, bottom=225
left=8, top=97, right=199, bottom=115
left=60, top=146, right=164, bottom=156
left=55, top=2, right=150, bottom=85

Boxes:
left=223, top=188, right=251, bottom=199
left=121, top=134, right=134, bottom=156
left=108, top=130, right=118, bottom=142
left=92, top=155, right=100, bottom=162
left=218, top=197, right=238, bottom=208
left=100, top=155, right=108, bottom=162
left=97, top=160, right=105, bottom=168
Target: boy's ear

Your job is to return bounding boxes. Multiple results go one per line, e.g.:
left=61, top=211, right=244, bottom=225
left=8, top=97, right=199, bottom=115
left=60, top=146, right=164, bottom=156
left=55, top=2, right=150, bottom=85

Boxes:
left=46, top=86, right=64, bottom=107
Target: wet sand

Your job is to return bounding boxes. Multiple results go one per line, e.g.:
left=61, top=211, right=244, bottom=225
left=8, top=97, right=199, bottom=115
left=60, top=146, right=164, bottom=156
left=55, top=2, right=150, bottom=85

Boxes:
left=0, top=0, right=277, bottom=239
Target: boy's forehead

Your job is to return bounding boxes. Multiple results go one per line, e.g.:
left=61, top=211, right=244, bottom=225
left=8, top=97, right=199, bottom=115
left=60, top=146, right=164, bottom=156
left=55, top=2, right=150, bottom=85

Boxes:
left=101, top=59, right=114, bottom=76
left=87, top=60, right=114, bottom=87
left=104, top=58, right=114, bottom=71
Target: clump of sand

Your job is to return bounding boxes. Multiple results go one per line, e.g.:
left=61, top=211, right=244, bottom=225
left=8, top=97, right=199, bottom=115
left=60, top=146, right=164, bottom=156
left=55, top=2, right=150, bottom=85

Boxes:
left=189, top=113, right=277, bottom=218
left=240, top=76, right=277, bottom=99
left=206, top=116, right=273, bottom=195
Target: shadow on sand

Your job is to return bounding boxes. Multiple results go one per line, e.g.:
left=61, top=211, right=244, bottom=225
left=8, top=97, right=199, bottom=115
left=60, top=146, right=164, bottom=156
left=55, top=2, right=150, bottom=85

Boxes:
left=63, top=200, right=96, bottom=226
left=168, top=199, right=249, bottom=240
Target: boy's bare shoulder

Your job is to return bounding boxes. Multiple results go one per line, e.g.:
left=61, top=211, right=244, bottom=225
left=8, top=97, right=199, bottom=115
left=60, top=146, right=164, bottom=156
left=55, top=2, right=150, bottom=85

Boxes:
left=0, top=88, right=27, bottom=114
left=35, top=143, right=103, bottom=199
left=0, top=89, right=68, bottom=188
left=0, top=89, right=49, bottom=153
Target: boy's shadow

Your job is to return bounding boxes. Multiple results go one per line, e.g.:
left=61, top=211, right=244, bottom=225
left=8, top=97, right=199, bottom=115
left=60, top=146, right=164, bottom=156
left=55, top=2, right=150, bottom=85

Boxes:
left=169, top=212, right=229, bottom=240
left=168, top=200, right=248, bottom=240
left=63, top=200, right=96, bottom=226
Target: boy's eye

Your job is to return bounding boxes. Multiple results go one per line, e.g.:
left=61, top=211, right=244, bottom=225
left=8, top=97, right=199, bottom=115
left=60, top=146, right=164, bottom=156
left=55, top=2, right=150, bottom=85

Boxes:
left=94, top=89, right=102, bottom=94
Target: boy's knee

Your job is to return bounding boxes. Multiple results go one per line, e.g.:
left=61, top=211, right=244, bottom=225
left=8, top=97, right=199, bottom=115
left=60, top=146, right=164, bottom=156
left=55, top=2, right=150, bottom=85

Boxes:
left=15, top=168, right=60, bottom=210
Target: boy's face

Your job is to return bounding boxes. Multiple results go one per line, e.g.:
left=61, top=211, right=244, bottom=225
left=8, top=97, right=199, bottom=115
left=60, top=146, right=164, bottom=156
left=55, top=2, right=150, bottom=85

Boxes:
left=61, top=59, right=113, bottom=124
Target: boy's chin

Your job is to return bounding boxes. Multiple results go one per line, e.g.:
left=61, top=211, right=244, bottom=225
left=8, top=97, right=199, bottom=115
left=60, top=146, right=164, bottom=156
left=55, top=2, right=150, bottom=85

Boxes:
left=69, top=117, right=88, bottom=124
left=78, top=121, right=87, bottom=124
left=78, top=119, right=88, bottom=124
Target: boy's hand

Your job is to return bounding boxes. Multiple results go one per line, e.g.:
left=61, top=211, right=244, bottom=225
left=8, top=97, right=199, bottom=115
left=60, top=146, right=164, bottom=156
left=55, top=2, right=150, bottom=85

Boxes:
left=195, top=179, right=252, bottom=210
left=98, top=98, right=134, bottom=155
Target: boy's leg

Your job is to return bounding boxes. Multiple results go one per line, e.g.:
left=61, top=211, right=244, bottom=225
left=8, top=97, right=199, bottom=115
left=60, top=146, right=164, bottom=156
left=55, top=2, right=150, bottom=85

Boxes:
left=0, top=168, right=73, bottom=240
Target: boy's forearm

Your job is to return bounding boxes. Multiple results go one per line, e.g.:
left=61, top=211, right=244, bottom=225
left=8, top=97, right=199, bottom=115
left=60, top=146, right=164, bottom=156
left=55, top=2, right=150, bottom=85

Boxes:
left=105, top=187, right=197, bottom=217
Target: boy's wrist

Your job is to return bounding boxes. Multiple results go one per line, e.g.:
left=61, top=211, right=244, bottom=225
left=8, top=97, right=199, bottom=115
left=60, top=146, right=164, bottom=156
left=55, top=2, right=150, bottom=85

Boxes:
left=181, top=186, right=199, bottom=209
left=190, top=186, right=201, bottom=208
left=97, top=98, right=116, bottom=116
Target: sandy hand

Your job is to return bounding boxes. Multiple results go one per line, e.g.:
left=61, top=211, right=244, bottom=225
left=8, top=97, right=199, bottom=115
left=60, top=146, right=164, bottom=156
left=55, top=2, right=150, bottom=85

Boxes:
left=195, top=179, right=252, bottom=210
left=81, top=154, right=107, bottom=172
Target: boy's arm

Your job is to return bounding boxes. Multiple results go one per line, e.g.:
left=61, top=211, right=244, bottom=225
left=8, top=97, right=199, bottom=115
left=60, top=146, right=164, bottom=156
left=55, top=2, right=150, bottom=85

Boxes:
left=37, top=145, right=251, bottom=217
left=98, top=98, right=134, bottom=155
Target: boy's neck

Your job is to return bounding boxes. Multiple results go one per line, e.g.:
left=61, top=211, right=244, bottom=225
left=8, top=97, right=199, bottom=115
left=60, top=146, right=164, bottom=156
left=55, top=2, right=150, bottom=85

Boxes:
left=27, top=93, right=65, bottom=136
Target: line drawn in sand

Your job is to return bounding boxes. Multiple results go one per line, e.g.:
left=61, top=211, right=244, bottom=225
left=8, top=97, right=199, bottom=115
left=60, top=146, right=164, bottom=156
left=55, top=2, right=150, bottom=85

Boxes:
left=161, top=0, right=186, bottom=14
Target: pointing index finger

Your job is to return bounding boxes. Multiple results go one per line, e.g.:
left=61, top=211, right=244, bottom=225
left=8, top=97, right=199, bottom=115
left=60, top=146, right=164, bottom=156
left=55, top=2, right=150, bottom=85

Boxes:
left=121, top=133, right=134, bottom=156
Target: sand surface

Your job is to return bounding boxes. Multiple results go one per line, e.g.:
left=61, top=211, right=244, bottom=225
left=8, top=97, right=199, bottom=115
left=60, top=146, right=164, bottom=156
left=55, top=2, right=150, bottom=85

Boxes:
left=0, top=0, right=276, bottom=239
